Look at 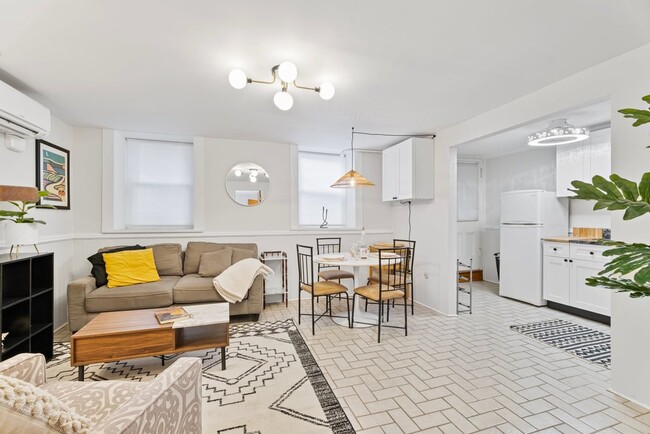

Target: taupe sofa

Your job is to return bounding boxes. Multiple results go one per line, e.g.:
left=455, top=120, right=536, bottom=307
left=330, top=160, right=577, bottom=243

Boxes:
left=68, top=241, right=263, bottom=332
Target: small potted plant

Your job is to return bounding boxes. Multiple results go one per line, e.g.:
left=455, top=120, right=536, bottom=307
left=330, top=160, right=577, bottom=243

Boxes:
left=0, top=188, right=53, bottom=251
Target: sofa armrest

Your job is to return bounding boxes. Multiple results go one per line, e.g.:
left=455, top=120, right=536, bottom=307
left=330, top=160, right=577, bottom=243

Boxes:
left=246, top=274, right=263, bottom=314
left=0, top=353, right=46, bottom=386
left=67, top=276, right=97, bottom=333
left=93, top=357, right=202, bottom=434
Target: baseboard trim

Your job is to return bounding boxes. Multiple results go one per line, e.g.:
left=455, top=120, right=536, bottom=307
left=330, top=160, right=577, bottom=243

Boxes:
left=547, top=301, right=610, bottom=325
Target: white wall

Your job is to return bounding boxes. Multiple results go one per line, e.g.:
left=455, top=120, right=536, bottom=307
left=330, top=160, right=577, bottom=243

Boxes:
left=424, top=41, right=650, bottom=315
left=67, top=128, right=393, bottom=304
left=0, top=116, right=76, bottom=328
left=391, top=142, right=454, bottom=314
left=1, top=121, right=394, bottom=327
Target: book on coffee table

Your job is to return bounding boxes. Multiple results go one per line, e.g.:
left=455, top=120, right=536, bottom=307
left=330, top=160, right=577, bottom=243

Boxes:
left=155, top=307, right=190, bottom=324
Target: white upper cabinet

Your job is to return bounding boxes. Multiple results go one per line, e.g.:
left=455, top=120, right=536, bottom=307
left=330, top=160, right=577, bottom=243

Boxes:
left=556, top=128, right=611, bottom=197
left=382, top=138, right=434, bottom=202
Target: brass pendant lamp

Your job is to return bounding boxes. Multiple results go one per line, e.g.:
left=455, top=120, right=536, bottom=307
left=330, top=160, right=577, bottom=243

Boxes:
left=331, top=127, right=375, bottom=188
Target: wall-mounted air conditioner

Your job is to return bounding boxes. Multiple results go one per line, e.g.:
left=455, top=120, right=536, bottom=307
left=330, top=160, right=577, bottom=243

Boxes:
left=0, top=79, right=51, bottom=143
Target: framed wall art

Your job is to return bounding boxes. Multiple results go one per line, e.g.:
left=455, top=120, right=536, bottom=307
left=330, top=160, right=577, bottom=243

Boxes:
left=35, top=139, right=70, bottom=209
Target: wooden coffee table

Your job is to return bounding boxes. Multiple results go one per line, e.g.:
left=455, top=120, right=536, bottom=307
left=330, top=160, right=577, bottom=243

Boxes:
left=71, top=303, right=229, bottom=381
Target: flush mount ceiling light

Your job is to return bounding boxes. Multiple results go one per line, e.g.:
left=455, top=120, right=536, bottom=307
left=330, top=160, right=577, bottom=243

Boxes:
left=528, top=119, right=589, bottom=146
left=228, top=61, right=335, bottom=111
left=331, top=127, right=375, bottom=188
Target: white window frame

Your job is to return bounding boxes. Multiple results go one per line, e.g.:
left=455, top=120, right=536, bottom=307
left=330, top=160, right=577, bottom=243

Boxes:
left=457, top=160, right=481, bottom=222
left=101, top=130, right=204, bottom=233
left=295, top=150, right=353, bottom=228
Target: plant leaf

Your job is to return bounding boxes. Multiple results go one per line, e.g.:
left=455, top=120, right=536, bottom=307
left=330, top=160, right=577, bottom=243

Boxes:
left=610, top=174, right=639, bottom=201
left=0, top=210, right=24, bottom=217
left=639, top=172, right=650, bottom=203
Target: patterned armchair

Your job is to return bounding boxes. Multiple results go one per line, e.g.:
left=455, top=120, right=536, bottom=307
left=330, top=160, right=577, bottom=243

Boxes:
left=0, top=353, right=202, bottom=433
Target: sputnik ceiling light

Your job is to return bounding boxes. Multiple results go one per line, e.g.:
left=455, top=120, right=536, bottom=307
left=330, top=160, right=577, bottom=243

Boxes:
left=330, top=127, right=375, bottom=188
left=228, top=61, right=335, bottom=111
left=528, top=119, right=589, bottom=146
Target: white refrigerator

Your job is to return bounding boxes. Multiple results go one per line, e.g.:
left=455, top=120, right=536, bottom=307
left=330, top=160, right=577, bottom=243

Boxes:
left=499, top=190, right=568, bottom=306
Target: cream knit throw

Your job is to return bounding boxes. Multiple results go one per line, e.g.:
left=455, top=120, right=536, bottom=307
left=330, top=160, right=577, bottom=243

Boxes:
left=213, top=258, right=274, bottom=303
left=0, top=374, right=91, bottom=433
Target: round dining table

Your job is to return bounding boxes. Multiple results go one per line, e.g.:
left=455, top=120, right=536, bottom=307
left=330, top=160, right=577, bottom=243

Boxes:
left=313, top=253, right=382, bottom=328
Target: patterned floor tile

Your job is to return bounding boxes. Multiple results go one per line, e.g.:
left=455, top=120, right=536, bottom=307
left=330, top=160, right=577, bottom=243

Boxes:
left=56, top=281, right=650, bottom=433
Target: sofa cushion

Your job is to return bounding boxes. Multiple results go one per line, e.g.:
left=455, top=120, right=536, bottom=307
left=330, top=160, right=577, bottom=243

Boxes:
left=147, top=243, right=183, bottom=276
left=103, top=249, right=161, bottom=288
left=87, top=245, right=145, bottom=287
left=173, top=274, right=226, bottom=303
left=0, top=374, right=92, bottom=433
left=86, top=276, right=179, bottom=312
left=42, top=381, right=145, bottom=426
left=198, top=248, right=232, bottom=277
left=232, top=246, right=257, bottom=264
left=184, top=242, right=258, bottom=274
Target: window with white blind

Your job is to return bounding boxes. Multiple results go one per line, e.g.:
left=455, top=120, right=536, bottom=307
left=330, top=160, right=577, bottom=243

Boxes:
left=457, top=161, right=480, bottom=222
left=123, top=138, right=194, bottom=229
left=298, top=152, right=347, bottom=226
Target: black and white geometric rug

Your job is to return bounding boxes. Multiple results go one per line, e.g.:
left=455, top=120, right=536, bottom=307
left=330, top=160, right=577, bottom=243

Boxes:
left=46, top=319, right=355, bottom=434
left=510, top=319, right=611, bottom=369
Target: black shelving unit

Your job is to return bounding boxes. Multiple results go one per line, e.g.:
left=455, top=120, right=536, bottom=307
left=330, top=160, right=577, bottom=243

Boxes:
left=0, top=252, right=54, bottom=361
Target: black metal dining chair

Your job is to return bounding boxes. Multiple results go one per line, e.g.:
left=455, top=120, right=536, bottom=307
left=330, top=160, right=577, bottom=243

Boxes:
left=297, top=244, right=350, bottom=335
left=352, top=247, right=411, bottom=343
left=367, top=239, right=416, bottom=315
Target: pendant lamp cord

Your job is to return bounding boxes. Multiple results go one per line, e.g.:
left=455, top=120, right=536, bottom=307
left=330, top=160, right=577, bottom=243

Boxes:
left=350, top=127, right=355, bottom=171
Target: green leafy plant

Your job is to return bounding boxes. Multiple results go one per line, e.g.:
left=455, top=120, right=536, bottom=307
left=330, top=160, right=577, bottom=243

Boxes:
left=569, top=94, right=650, bottom=298
left=0, top=191, right=53, bottom=224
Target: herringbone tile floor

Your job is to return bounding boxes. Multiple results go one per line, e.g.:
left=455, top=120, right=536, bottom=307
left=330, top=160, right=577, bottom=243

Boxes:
left=56, top=282, right=650, bottom=433
left=261, top=282, right=650, bottom=433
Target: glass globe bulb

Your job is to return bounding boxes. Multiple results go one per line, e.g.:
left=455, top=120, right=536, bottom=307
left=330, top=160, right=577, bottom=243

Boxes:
left=234, top=169, right=242, bottom=177
left=228, top=69, right=248, bottom=89
left=249, top=175, right=257, bottom=183
left=318, top=82, right=335, bottom=100
left=277, top=61, right=298, bottom=82
left=273, top=91, right=294, bottom=111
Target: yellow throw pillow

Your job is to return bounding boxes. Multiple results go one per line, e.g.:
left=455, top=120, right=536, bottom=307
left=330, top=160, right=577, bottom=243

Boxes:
left=103, top=248, right=161, bottom=288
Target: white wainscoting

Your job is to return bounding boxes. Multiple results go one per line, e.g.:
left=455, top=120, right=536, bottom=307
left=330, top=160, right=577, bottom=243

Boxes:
left=456, top=230, right=480, bottom=269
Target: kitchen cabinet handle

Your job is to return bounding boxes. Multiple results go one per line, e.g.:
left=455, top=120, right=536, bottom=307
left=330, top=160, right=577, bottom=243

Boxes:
left=589, top=251, right=594, bottom=255
left=553, top=248, right=558, bottom=251
left=563, top=259, right=568, bottom=262
left=569, top=259, right=573, bottom=263
left=393, top=196, right=397, bottom=200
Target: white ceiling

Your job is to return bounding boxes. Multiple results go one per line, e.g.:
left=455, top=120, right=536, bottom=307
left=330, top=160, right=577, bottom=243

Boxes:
left=0, top=1, right=649, bottom=151
left=456, top=99, right=612, bottom=158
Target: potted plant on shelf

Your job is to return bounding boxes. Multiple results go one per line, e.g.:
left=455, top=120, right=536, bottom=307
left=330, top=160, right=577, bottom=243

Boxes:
left=569, top=94, right=650, bottom=407
left=0, top=186, right=53, bottom=253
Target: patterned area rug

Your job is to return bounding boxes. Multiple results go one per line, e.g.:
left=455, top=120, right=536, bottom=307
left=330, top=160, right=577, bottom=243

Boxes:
left=46, top=319, right=355, bottom=434
left=510, top=319, right=611, bottom=369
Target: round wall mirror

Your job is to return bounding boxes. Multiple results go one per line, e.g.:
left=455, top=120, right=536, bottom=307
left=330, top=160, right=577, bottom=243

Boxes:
left=225, top=162, right=270, bottom=207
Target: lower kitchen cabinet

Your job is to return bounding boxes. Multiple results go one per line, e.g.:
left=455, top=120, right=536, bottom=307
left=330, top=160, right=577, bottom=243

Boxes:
left=543, top=255, right=570, bottom=305
left=543, top=242, right=611, bottom=317
left=571, top=258, right=611, bottom=316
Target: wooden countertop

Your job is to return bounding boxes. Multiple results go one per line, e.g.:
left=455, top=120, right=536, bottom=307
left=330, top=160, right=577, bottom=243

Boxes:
left=542, top=236, right=602, bottom=243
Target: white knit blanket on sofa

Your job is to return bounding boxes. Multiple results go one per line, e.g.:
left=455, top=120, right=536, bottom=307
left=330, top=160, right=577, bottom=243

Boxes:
left=213, top=258, right=274, bottom=303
